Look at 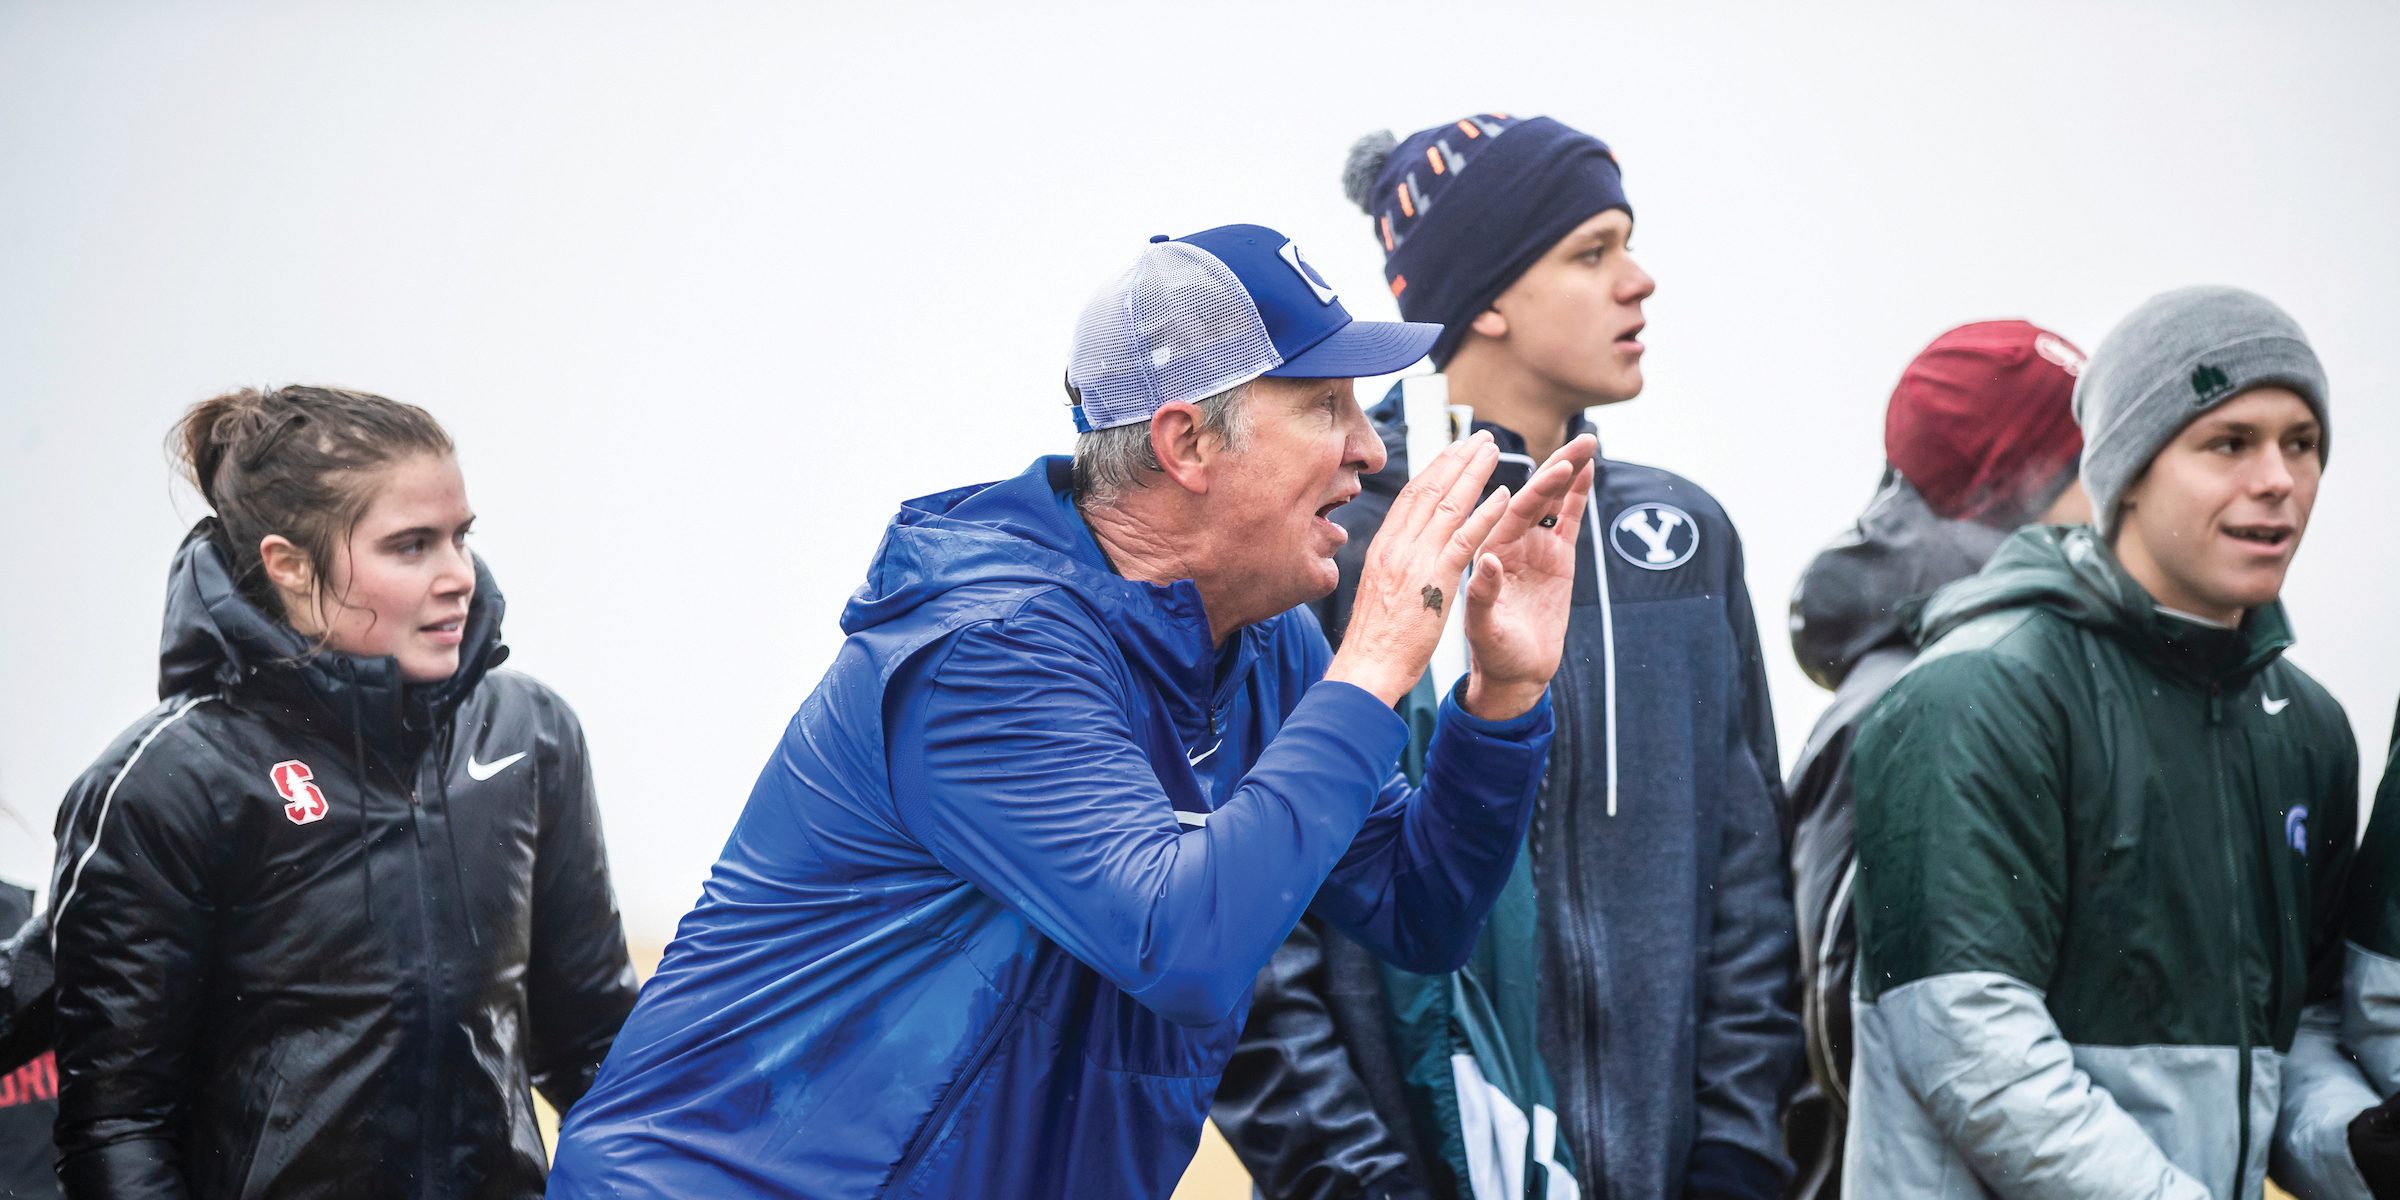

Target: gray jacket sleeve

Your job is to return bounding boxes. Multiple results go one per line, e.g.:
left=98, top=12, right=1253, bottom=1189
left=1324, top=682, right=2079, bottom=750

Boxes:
left=2345, top=942, right=2400, bottom=1094
left=2275, top=1002, right=2376, bottom=1199
left=1869, top=972, right=2211, bottom=1198
left=1687, top=537, right=1804, bottom=1196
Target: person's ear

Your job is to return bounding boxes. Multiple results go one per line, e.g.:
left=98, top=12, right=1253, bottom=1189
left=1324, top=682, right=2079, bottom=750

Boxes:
left=1149, top=402, right=1215, bottom=495
left=258, top=535, right=320, bottom=629
left=1471, top=308, right=1509, bottom=340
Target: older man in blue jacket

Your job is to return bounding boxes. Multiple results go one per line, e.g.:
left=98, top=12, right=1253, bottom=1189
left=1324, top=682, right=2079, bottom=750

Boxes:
left=548, top=224, right=1598, bottom=1200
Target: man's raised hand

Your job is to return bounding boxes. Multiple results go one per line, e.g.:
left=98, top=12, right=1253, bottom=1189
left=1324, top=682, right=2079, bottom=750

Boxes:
left=1459, top=434, right=1599, bottom=720
left=1324, top=432, right=1509, bottom=707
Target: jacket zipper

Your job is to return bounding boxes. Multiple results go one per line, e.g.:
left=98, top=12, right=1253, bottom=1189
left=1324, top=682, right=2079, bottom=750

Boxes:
left=2208, top=680, right=2252, bottom=1198
left=398, top=689, right=447, bottom=1200
left=1551, top=647, right=1608, bottom=1197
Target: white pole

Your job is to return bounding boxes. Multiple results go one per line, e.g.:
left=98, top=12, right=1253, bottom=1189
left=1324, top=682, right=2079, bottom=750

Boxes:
left=1400, top=374, right=1472, bottom=696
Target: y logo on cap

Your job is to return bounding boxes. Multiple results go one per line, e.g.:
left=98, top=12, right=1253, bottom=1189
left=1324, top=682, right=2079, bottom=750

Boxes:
left=1612, top=503, right=1699, bottom=571
left=1279, top=241, right=1339, bottom=306
left=271, top=759, right=330, bottom=826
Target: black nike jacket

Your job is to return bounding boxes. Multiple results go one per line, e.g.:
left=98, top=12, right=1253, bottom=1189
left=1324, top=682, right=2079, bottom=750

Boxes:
left=43, top=521, right=637, bottom=1200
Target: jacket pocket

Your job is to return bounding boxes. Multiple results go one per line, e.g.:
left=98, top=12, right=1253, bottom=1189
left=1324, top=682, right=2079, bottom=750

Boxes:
left=887, top=999, right=1024, bottom=1196
left=232, top=1044, right=294, bottom=1199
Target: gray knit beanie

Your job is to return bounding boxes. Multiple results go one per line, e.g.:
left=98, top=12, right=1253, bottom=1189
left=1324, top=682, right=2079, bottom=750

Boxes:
left=2075, top=285, right=2329, bottom=538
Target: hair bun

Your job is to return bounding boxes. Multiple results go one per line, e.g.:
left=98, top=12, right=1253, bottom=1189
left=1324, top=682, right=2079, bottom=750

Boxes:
left=177, top=387, right=272, bottom=509
left=1342, top=130, right=1399, bottom=215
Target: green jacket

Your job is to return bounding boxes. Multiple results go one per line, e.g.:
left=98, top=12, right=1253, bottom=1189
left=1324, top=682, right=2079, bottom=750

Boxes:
left=1846, top=525, right=2372, bottom=1198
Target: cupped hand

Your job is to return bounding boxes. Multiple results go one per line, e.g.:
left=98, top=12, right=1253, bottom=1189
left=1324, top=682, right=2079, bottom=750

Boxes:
left=1323, top=432, right=1509, bottom=707
left=1459, top=434, right=1599, bottom=720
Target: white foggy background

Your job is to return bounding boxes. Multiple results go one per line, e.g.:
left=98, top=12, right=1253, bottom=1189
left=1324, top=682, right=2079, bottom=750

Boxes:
left=3, top=1, right=2396, bottom=948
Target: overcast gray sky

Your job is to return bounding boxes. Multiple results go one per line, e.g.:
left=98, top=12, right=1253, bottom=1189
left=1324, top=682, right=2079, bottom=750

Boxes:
left=4, top=1, right=2396, bottom=945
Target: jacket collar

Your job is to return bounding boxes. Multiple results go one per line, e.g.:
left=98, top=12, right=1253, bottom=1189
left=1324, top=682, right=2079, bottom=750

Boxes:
left=157, top=519, right=509, bottom=769
left=1918, top=524, right=2294, bottom=689
left=1368, top=381, right=1602, bottom=463
left=844, top=458, right=1276, bottom=741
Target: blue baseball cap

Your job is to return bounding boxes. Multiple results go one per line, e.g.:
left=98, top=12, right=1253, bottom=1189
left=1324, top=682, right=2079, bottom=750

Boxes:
left=1065, top=223, right=1443, bottom=431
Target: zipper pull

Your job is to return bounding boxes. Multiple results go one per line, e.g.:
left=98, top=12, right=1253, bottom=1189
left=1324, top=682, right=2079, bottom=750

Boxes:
left=2208, top=682, right=2224, bottom=725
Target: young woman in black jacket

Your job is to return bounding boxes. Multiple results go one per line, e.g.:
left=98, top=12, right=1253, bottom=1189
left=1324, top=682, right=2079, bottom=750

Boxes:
left=43, top=386, right=637, bottom=1200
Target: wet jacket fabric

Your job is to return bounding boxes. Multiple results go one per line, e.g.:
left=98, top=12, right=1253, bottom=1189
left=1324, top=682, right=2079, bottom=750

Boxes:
left=1216, top=397, right=1799, bottom=1200
left=0, top=902, right=51, bottom=1080
left=1846, top=524, right=2371, bottom=1198
left=545, top=456, right=1554, bottom=1200
left=44, top=523, right=638, bottom=1200
left=2344, top=717, right=2400, bottom=1096
left=1780, top=475, right=2007, bottom=1199
left=0, top=883, right=59, bottom=1200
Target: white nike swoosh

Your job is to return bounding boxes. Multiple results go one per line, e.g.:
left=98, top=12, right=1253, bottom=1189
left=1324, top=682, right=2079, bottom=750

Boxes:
left=466, top=751, right=528, bottom=781
left=2263, top=696, right=2292, bottom=715
left=1186, top=740, right=1222, bottom=767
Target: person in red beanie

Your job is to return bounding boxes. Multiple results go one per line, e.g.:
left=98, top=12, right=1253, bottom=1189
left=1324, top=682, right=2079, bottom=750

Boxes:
left=1781, top=319, right=2089, bottom=1199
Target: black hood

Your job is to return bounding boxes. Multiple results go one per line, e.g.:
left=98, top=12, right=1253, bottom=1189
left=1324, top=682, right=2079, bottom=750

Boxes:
left=157, top=519, right=509, bottom=766
left=1788, top=472, right=2008, bottom=691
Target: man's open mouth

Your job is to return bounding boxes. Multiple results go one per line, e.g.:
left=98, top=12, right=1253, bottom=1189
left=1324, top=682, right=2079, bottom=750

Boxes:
left=2225, top=524, right=2292, bottom=547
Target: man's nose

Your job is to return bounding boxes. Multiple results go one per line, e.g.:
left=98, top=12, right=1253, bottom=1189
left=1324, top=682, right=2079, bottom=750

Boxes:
left=1621, top=256, right=1657, bottom=304
left=2251, top=445, right=2297, bottom=498
left=1347, top=403, right=1387, bottom=476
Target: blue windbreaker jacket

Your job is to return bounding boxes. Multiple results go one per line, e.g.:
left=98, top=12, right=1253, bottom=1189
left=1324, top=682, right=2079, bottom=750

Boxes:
left=548, top=457, right=1555, bottom=1199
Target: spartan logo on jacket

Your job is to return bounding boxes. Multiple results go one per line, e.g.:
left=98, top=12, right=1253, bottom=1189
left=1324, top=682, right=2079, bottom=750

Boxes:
left=1611, top=502, right=1699, bottom=571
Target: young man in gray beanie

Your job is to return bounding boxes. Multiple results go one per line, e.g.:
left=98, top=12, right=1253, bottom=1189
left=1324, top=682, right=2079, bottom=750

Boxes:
left=1844, top=284, right=2384, bottom=1197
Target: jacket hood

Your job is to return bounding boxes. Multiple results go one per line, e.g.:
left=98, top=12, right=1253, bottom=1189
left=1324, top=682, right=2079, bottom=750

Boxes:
left=1789, top=473, right=2008, bottom=691
left=1915, top=523, right=2294, bottom=684
left=841, top=457, right=1253, bottom=708
left=158, top=519, right=509, bottom=763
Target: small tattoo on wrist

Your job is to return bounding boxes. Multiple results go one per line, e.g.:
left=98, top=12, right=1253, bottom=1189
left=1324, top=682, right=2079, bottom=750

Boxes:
left=1421, top=585, right=1443, bottom=613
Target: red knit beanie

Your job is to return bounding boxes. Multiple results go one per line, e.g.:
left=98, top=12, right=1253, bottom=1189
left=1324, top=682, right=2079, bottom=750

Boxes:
left=1885, top=320, right=2087, bottom=525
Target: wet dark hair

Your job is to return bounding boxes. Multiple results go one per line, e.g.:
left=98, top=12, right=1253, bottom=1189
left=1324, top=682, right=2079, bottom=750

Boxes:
left=173, top=385, right=454, bottom=623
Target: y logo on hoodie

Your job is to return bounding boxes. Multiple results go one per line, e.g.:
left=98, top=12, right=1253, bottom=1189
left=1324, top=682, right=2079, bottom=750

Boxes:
left=2287, top=805, right=2310, bottom=856
left=271, top=759, right=330, bottom=826
left=1612, top=503, right=1699, bottom=571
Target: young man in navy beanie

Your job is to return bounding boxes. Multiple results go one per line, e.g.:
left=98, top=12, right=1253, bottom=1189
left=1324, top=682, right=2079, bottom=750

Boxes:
left=1215, top=113, right=1801, bottom=1200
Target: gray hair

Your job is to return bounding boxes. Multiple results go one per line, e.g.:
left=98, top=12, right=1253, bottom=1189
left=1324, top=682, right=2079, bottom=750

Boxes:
left=1072, top=383, right=1252, bottom=507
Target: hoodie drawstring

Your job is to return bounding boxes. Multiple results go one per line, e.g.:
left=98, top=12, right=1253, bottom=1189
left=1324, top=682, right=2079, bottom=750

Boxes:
left=434, top=722, right=482, bottom=949
left=1584, top=501, right=1621, bottom=817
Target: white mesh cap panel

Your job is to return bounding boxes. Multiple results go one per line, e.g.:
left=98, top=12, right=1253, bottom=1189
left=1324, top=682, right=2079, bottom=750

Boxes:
left=1067, top=242, right=1282, bottom=431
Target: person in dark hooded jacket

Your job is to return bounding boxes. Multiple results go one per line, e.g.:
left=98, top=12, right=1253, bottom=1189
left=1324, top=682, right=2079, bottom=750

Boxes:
left=1779, top=320, right=2089, bottom=1199
left=41, top=386, right=638, bottom=1200
left=0, top=879, right=60, bottom=1200
left=1216, top=113, right=1796, bottom=1200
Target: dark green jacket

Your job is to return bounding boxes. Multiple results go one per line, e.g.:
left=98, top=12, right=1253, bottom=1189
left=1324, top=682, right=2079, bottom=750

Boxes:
left=1847, top=525, right=2370, bottom=1197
